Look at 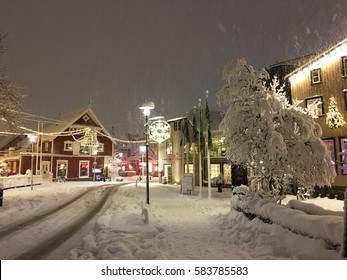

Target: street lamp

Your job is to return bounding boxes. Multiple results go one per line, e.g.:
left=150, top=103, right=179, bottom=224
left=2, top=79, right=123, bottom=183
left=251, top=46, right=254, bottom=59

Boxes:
left=28, top=135, right=37, bottom=190
left=139, top=101, right=155, bottom=204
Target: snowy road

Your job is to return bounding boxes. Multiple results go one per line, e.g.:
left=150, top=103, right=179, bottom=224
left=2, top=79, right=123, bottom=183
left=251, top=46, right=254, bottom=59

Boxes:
left=0, top=184, right=120, bottom=259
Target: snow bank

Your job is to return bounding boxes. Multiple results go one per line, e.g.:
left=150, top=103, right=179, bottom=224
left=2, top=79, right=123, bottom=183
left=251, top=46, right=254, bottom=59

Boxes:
left=287, top=199, right=344, bottom=217
left=231, top=195, right=343, bottom=246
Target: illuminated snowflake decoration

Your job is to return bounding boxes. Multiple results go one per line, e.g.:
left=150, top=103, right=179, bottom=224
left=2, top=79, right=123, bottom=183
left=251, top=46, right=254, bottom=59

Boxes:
left=149, top=120, right=171, bottom=143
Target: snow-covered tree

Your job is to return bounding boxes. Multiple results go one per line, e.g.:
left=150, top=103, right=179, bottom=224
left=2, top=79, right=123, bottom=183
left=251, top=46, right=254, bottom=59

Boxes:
left=0, top=160, right=9, bottom=176
left=326, top=96, right=346, bottom=129
left=217, top=58, right=336, bottom=198
left=0, top=32, right=23, bottom=131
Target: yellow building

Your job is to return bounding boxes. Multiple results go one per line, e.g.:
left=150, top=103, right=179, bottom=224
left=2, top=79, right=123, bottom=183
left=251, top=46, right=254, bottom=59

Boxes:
left=285, top=38, right=347, bottom=197
left=158, top=111, right=232, bottom=187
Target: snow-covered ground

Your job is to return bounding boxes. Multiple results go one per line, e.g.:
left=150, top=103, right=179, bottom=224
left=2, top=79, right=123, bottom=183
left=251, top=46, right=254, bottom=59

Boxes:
left=0, top=178, right=345, bottom=260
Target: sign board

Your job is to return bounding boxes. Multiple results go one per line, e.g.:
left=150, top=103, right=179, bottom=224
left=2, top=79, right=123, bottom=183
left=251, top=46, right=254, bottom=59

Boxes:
left=181, top=173, right=193, bottom=194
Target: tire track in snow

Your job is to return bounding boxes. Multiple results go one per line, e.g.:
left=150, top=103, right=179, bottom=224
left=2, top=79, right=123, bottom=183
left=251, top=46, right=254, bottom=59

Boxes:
left=12, top=186, right=118, bottom=259
left=0, top=187, right=96, bottom=239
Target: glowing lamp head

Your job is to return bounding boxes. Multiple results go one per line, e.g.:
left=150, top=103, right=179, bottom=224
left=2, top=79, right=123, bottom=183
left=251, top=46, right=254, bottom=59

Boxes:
left=28, top=135, right=37, bottom=143
left=140, top=146, right=146, bottom=153
left=139, top=101, right=155, bottom=116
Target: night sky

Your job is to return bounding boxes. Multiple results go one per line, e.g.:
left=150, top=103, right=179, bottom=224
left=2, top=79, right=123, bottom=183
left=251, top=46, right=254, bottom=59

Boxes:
left=1, top=0, right=347, bottom=137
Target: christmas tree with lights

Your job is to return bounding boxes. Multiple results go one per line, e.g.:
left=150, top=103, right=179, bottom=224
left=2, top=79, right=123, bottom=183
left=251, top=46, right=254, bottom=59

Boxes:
left=326, top=97, right=346, bottom=129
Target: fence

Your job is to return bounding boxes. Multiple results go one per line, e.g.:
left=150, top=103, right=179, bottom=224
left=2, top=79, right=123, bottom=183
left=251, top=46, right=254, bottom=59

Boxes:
left=0, top=175, right=43, bottom=190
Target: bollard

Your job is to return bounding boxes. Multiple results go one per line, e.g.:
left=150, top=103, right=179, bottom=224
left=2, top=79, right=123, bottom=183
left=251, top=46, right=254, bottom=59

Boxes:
left=142, top=208, right=149, bottom=224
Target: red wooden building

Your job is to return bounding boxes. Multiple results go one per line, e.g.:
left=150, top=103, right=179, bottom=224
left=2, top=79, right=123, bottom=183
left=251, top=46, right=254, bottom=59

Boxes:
left=0, top=105, right=115, bottom=181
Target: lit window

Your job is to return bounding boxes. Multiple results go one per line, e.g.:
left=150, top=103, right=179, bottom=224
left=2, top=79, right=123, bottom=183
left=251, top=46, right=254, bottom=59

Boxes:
left=210, top=164, right=221, bottom=179
left=323, top=139, right=336, bottom=172
left=166, top=141, right=173, bottom=155
left=184, top=163, right=193, bottom=173
left=57, top=160, right=68, bottom=178
left=311, top=68, right=321, bottom=84
left=79, top=160, right=89, bottom=178
left=342, top=56, right=347, bottom=77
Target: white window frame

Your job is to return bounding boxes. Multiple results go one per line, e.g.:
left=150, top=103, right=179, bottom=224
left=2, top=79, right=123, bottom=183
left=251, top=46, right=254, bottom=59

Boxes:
left=311, top=68, right=322, bottom=84
left=64, top=141, right=73, bottom=151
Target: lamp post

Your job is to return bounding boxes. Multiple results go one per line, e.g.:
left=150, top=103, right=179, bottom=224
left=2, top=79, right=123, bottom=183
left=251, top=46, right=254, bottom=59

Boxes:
left=92, top=147, right=98, bottom=182
left=28, top=135, right=37, bottom=190
left=140, top=145, right=146, bottom=179
left=139, top=101, right=155, bottom=204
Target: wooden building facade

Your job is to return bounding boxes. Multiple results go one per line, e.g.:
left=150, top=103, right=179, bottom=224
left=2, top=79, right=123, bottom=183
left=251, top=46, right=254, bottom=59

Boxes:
left=286, top=38, right=347, bottom=196
left=0, top=106, right=115, bottom=181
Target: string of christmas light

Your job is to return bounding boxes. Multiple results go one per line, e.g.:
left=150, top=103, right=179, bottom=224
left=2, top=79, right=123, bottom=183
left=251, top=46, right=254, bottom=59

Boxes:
left=1, top=110, right=160, bottom=144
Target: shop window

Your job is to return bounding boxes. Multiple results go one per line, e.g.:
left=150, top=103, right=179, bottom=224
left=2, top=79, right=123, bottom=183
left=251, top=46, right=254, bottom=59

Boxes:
left=305, top=96, right=324, bottom=116
left=210, top=164, right=221, bottom=179
left=223, top=163, right=231, bottom=184
left=323, top=139, right=336, bottom=172
left=310, top=68, right=321, bottom=84
left=184, top=163, right=193, bottom=173
left=57, top=160, right=68, bottom=178
left=79, top=160, right=89, bottom=178
left=340, top=138, right=347, bottom=175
